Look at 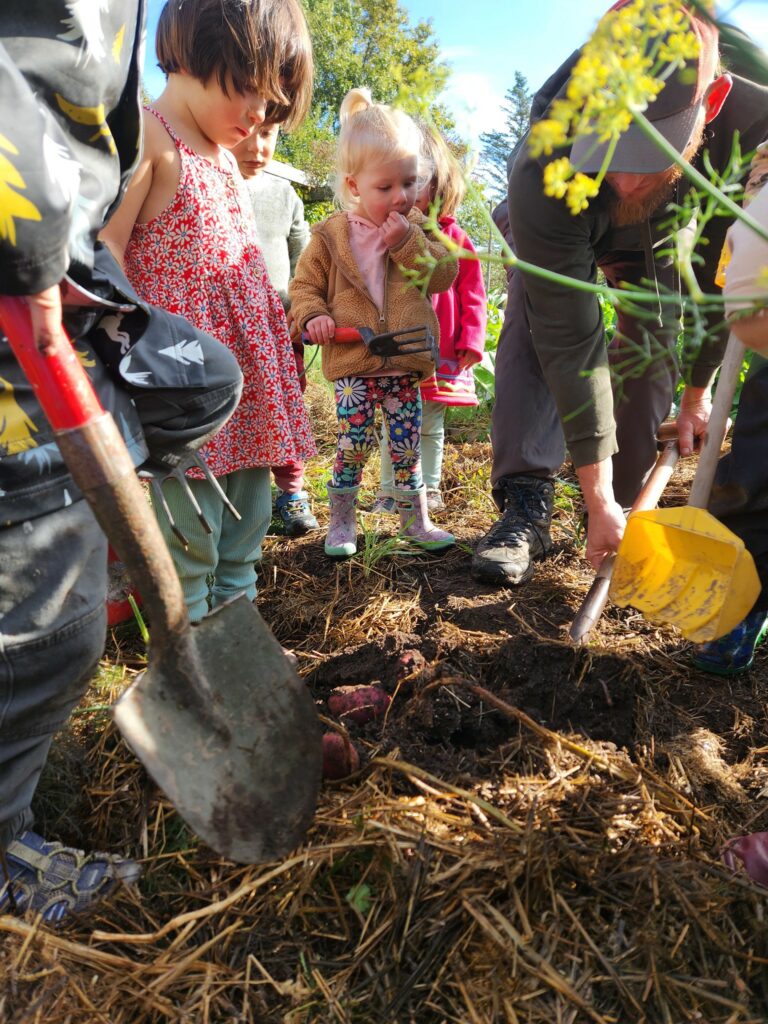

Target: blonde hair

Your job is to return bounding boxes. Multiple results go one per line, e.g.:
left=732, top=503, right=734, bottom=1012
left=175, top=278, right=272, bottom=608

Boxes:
left=335, top=88, right=426, bottom=209
left=418, top=122, right=466, bottom=219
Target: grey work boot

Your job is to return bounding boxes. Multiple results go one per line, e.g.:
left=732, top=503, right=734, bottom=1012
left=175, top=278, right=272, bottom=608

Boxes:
left=471, top=475, right=555, bottom=585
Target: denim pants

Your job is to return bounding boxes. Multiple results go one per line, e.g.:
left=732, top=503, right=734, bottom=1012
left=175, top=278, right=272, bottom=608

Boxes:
left=379, top=398, right=445, bottom=494
left=0, top=501, right=107, bottom=847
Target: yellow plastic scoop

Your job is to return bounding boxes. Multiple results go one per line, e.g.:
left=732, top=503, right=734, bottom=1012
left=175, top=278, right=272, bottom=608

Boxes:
left=610, top=334, right=761, bottom=643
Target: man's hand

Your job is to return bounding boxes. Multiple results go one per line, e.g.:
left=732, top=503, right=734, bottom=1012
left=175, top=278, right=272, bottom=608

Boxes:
left=585, top=500, right=626, bottom=570
left=677, top=385, right=712, bottom=457
left=26, top=284, right=64, bottom=355
left=576, top=457, right=626, bottom=570
left=380, top=212, right=410, bottom=249
left=305, top=315, right=335, bottom=345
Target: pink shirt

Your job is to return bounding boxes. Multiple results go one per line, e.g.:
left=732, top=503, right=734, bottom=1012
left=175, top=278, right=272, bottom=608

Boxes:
left=347, top=212, right=388, bottom=312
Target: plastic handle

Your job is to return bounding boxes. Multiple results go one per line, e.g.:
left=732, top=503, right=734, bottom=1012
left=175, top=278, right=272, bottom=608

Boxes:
left=301, top=327, right=362, bottom=344
left=0, top=295, right=104, bottom=430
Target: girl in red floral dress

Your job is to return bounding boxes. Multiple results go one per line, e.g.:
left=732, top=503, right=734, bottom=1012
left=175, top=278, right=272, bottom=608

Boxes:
left=101, top=0, right=316, bottom=621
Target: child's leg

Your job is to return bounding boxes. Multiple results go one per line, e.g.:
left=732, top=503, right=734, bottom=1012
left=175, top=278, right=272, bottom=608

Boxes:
left=213, top=467, right=272, bottom=607
left=382, top=376, right=454, bottom=550
left=326, top=377, right=379, bottom=556
left=421, top=400, right=447, bottom=493
left=330, top=377, right=379, bottom=489
left=272, top=462, right=305, bottom=494
left=380, top=375, right=423, bottom=490
left=152, top=476, right=224, bottom=622
left=378, top=424, right=396, bottom=498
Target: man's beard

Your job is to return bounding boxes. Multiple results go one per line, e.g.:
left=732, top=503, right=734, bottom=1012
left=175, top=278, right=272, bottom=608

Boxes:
left=608, top=120, right=705, bottom=226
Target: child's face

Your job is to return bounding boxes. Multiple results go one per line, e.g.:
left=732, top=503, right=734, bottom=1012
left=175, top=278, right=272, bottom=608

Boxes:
left=414, top=178, right=437, bottom=215
left=346, top=156, right=419, bottom=226
left=184, top=71, right=268, bottom=149
left=232, top=123, right=281, bottom=178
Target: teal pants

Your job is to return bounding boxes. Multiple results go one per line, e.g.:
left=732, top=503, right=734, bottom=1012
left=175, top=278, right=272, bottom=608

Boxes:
left=379, top=399, right=446, bottom=495
left=153, top=467, right=272, bottom=622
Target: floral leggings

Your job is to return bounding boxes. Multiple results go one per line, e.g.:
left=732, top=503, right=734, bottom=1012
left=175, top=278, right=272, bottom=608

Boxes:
left=332, top=374, right=422, bottom=490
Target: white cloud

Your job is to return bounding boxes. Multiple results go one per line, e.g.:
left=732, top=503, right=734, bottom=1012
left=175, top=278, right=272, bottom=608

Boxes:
left=440, top=71, right=507, bottom=152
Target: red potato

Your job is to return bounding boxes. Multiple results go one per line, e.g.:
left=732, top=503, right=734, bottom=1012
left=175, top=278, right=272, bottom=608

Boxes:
left=321, top=732, right=360, bottom=780
left=328, top=685, right=391, bottom=726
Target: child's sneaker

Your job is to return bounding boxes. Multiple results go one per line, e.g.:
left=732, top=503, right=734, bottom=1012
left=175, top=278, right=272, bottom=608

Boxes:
left=0, top=830, right=141, bottom=925
left=426, top=489, right=445, bottom=513
left=369, top=494, right=396, bottom=514
left=275, top=490, right=319, bottom=537
left=691, top=609, right=768, bottom=677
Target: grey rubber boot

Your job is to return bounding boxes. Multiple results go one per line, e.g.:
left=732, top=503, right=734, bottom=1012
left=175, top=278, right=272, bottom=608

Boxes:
left=325, top=485, right=359, bottom=557
left=471, top=475, right=555, bottom=585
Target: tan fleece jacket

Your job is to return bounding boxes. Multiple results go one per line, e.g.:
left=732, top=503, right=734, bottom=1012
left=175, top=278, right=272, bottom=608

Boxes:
left=289, top=208, right=457, bottom=381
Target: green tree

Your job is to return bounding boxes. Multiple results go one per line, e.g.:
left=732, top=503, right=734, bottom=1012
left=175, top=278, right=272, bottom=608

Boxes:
left=478, top=71, right=532, bottom=199
left=279, top=0, right=452, bottom=192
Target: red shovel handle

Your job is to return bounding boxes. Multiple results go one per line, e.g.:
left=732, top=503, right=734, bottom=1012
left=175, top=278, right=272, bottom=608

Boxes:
left=0, top=295, right=103, bottom=429
left=301, top=326, right=362, bottom=344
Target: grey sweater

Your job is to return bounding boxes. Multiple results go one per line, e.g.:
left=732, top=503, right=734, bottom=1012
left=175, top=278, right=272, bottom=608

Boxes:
left=244, top=172, right=311, bottom=311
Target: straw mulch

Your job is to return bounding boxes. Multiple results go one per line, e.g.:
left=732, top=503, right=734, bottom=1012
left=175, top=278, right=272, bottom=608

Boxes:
left=2, top=434, right=768, bottom=1024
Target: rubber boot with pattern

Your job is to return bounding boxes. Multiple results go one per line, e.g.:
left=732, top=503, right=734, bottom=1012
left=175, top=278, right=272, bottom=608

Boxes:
left=325, top=485, right=359, bottom=557
left=395, top=486, right=455, bottom=550
left=472, top=475, right=555, bottom=585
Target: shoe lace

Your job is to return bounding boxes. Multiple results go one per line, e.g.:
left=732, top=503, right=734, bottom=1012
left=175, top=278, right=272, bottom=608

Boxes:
left=487, top=479, right=551, bottom=549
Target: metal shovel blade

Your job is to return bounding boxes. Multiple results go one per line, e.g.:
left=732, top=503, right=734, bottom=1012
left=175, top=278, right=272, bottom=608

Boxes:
left=609, top=508, right=761, bottom=643
left=113, top=595, right=322, bottom=863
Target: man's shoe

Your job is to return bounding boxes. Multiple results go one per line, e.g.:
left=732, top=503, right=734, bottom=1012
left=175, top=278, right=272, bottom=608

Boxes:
left=0, top=830, right=140, bottom=925
left=275, top=490, right=319, bottom=537
left=471, top=475, right=555, bottom=585
left=691, top=608, right=768, bottom=676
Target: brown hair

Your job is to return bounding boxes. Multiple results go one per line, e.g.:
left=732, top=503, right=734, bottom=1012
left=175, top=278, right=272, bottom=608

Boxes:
left=155, top=0, right=313, bottom=129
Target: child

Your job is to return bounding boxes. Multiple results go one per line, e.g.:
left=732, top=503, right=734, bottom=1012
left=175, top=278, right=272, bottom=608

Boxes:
left=101, top=0, right=316, bottom=621
left=290, top=88, right=458, bottom=558
left=376, top=124, right=487, bottom=513
left=232, top=122, right=319, bottom=537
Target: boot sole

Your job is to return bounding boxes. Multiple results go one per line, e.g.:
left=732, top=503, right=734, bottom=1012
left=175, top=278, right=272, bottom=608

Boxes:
left=325, top=544, right=357, bottom=558
left=471, top=556, right=535, bottom=586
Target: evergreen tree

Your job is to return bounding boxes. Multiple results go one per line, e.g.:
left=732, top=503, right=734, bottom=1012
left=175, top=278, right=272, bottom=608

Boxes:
left=478, top=71, right=532, bottom=199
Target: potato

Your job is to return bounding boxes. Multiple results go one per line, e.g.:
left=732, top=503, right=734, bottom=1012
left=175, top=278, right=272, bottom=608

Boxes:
left=328, top=685, right=391, bottom=726
left=321, top=732, right=360, bottom=780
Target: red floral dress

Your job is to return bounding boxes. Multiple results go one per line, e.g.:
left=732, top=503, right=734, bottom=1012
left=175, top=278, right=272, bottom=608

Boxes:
left=124, top=109, right=316, bottom=475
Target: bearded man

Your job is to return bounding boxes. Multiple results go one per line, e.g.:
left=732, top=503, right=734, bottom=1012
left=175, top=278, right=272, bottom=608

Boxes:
left=473, top=7, right=768, bottom=613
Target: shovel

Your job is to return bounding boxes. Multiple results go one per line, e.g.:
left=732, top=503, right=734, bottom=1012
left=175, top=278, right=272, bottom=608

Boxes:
left=0, top=296, right=322, bottom=864
left=609, top=332, right=761, bottom=643
left=569, top=436, right=680, bottom=644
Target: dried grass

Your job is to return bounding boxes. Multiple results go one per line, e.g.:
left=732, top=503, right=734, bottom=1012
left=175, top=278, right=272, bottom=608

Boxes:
left=2, top=442, right=767, bottom=1023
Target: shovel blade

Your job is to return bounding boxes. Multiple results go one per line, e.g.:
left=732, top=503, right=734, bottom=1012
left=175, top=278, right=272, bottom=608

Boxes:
left=113, top=596, right=322, bottom=863
left=609, top=508, right=761, bottom=642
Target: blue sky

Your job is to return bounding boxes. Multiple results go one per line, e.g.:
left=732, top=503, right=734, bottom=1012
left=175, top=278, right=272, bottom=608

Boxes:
left=142, top=1, right=768, bottom=150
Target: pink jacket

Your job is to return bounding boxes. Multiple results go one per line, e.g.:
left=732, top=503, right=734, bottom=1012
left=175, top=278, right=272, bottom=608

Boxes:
left=420, top=216, right=488, bottom=406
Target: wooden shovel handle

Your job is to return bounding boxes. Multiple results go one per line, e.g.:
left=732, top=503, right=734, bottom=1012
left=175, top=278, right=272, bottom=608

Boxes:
left=688, top=332, right=744, bottom=509
left=569, top=440, right=680, bottom=644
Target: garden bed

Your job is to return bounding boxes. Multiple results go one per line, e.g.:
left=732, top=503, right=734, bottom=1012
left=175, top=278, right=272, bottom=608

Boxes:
left=2, top=396, right=767, bottom=1024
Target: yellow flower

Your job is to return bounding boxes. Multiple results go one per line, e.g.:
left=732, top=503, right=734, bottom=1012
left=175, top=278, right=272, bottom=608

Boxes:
left=566, top=173, right=600, bottom=215
left=543, top=157, right=572, bottom=200
left=529, top=119, right=568, bottom=158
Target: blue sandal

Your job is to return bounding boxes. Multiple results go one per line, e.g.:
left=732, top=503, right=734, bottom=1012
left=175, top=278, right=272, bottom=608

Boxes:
left=691, top=609, right=768, bottom=677
left=0, top=830, right=140, bottom=925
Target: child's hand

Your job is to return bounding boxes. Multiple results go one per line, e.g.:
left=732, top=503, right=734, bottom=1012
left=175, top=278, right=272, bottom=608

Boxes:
left=456, top=348, right=482, bottom=371
left=305, top=315, right=336, bottom=345
left=380, top=212, right=410, bottom=249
